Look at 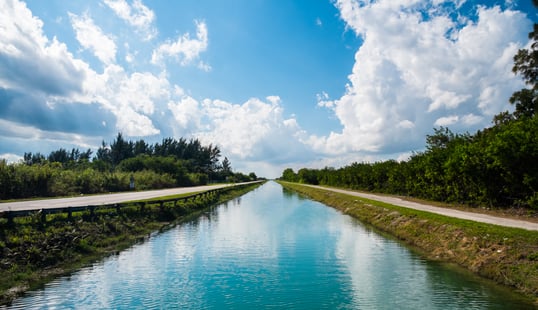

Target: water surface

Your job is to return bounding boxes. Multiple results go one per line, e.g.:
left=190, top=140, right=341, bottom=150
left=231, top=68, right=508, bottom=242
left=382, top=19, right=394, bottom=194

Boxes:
left=7, top=182, right=534, bottom=309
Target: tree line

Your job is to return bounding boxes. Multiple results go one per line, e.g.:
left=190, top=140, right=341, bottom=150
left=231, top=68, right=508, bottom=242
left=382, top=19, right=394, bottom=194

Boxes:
left=0, top=133, right=258, bottom=200
left=280, top=9, right=538, bottom=210
left=281, top=118, right=537, bottom=209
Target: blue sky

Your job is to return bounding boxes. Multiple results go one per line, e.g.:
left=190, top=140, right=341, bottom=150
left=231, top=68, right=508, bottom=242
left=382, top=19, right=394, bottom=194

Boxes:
left=0, top=0, right=536, bottom=178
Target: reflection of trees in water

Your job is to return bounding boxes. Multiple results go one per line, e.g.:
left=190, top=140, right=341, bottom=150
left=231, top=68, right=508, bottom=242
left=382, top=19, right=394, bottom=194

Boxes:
left=282, top=187, right=294, bottom=198
left=233, top=197, right=241, bottom=205
left=282, top=187, right=307, bottom=201
left=196, top=196, right=242, bottom=223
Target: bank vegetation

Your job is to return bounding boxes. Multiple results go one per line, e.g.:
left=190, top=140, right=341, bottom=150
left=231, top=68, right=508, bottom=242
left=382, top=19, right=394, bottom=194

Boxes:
left=0, top=182, right=264, bottom=305
left=280, top=182, right=538, bottom=304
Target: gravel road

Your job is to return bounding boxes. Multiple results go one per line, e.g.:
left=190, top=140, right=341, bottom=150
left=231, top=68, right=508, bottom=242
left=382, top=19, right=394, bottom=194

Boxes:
left=304, top=184, right=538, bottom=231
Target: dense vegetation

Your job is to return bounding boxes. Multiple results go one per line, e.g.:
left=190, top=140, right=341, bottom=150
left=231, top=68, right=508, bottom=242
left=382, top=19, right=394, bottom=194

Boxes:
left=0, top=134, right=258, bottom=200
left=280, top=10, right=538, bottom=210
left=281, top=119, right=537, bottom=209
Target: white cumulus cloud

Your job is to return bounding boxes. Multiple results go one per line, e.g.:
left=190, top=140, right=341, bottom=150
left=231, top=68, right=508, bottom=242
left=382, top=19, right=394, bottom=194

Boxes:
left=151, top=20, right=209, bottom=67
left=79, top=64, right=170, bottom=136
left=434, top=115, right=459, bottom=126
left=1, top=0, right=534, bottom=180
left=69, top=12, right=117, bottom=65
left=311, top=0, right=531, bottom=157
left=103, top=0, right=157, bottom=40
left=0, top=0, right=309, bottom=178
left=168, top=95, right=202, bottom=130
left=167, top=95, right=310, bottom=166
left=0, top=0, right=88, bottom=96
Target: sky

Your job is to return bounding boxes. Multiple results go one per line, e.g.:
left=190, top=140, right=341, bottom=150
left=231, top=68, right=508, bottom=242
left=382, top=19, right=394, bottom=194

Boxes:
left=0, top=0, right=536, bottom=179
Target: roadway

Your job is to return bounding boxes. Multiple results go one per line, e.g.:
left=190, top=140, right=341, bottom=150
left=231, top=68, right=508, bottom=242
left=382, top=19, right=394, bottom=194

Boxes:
left=0, top=183, right=251, bottom=212
left=4, top=181, right=537, bottom=232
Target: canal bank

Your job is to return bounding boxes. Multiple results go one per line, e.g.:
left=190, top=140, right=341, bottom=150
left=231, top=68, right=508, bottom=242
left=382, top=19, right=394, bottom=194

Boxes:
left=0, top=182, right=264, bottom=306
left=6, top=181, right=535, bottom=309
left=279, top=181, right=538, bottom=305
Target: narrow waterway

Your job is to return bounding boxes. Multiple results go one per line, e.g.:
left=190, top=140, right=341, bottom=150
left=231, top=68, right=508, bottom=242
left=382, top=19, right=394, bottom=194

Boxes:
left=7, top=182, right=534, bottom=309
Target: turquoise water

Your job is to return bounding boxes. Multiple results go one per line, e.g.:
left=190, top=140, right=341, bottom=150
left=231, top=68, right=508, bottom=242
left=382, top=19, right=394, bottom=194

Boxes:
left=7, top=182, right=535, bottom=309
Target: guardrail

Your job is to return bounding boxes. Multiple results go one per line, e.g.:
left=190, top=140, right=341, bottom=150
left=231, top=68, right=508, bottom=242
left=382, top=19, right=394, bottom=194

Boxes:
left=1, top=184, right=251, bottom=226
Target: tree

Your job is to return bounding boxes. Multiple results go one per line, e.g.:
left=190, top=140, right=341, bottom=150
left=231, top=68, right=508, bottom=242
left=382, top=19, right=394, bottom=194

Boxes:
left=510, top=3, right=538, bottom=119
left=133, top=139, right=151, bottom=156
left=198, top=144, right=221, bottom=175
left=221, top=157, right=232, bottom=176
left=95, top=140, right=111, bottom=163
left=281, top=168, right=297, bottom=182
left=110, top=132, right=133, bottom=165
left=425, top=127, right=454, bottom=151
left=24, top=152, right=45, bottom=165
left=297, top=168, right=318, bottom=184
left=78, top=149, right=93, bottom=162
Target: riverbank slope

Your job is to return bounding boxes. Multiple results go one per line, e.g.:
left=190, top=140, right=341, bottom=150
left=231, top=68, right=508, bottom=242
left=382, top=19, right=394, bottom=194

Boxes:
left=0, top=182, right=264, bottom=305
left=279, top=181, right=538, bottom=305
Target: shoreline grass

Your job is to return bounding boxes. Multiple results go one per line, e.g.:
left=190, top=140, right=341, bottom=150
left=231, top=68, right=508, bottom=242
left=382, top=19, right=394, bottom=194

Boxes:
left=279, top=181, right=538, bottom=305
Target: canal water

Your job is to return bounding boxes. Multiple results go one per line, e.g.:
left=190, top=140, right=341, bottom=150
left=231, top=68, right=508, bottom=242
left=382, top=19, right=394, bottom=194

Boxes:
left=7, top=182, right=534, bottom=309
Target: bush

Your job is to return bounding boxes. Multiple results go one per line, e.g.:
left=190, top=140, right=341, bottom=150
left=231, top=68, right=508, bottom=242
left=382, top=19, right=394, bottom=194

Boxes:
left=188, top=173, right=208, bottom=186
left=76, top=168, right=105, bottom=194
left=48, top=170, right=77, bottom=196
left=131, top=170, right=175, bottom=190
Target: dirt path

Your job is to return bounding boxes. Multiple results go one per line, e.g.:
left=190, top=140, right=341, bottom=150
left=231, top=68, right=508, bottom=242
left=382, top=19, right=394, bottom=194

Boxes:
left=304, top=184, right=538, bottom=231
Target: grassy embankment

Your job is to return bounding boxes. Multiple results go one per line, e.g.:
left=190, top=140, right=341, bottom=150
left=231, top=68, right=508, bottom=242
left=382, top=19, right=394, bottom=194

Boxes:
left=279, top=181, right=538, bottom=304
left=0, top=182, right=264, bottom=305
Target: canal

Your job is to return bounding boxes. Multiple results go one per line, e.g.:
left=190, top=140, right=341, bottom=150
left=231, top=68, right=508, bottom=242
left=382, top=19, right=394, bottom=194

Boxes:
left=7, top=182, right=534, bottom=309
